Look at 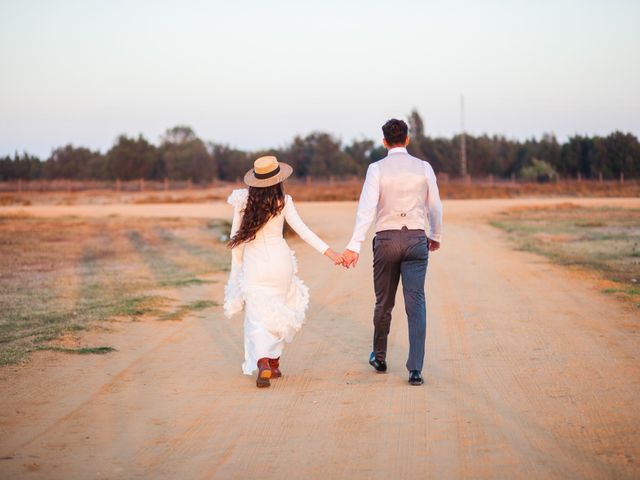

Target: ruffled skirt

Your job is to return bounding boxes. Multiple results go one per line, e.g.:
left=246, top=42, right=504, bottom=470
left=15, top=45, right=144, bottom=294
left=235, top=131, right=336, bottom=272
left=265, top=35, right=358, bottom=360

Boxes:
left=224, top=239, right=309, bottom=375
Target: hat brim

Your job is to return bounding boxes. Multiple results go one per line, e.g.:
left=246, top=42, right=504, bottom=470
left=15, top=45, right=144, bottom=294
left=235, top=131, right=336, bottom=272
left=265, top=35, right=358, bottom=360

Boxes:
left=243, top=162, right=293, bottom=188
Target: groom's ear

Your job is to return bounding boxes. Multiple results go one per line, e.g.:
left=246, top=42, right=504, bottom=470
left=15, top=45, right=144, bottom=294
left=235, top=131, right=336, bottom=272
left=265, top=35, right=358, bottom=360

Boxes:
left=383, top=138, right=389, bottom=149
left=405, top=136, right=410, bottom=146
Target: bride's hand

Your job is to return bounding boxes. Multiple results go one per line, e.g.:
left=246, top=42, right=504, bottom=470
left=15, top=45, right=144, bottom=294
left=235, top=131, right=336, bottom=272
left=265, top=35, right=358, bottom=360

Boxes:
left=324, top=248, right=345, bottom=266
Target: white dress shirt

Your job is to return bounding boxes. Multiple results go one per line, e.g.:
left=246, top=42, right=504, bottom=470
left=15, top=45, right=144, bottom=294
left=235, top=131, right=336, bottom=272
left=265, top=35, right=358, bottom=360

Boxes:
left=346, top=147, right=443, bottom=253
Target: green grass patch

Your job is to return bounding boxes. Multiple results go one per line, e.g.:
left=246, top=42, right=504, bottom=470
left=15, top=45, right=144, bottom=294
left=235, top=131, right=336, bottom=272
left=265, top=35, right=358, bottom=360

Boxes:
left=0, top=346, right=29, bottom=366
left=115, top=295, right=167, bottom=317
left=33, top=345, right=116, bottom=355
left=602, top=286, right=640, bottom=296
left=158, top=300, right=218, bottom=321
left=160, top=277, right=216, bottom=288
left=189, top=300, right=218, bottom=310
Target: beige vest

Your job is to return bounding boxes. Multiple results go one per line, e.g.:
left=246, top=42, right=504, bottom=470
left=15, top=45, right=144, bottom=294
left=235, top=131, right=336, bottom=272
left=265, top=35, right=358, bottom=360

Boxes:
left=376, top=151, right=429, bottom=232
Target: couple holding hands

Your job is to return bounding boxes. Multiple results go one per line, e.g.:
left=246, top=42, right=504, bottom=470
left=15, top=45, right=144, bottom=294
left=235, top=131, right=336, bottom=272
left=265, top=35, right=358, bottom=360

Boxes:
left=223, top=118, right=443, bottom=388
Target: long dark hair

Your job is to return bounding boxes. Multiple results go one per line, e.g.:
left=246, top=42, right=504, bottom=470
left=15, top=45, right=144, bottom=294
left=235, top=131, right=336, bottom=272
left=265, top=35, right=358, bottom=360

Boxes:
left=228, top=183, right=285, bottom=248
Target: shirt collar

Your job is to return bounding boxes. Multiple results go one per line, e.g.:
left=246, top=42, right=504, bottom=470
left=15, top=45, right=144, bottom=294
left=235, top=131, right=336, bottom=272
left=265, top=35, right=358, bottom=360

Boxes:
left=388, top=146, right=408, bottom=154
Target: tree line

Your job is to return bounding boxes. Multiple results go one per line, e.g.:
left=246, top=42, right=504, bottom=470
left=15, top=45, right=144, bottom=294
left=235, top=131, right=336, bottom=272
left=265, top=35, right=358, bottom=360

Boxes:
left=1, top=111, right=638, bottom=182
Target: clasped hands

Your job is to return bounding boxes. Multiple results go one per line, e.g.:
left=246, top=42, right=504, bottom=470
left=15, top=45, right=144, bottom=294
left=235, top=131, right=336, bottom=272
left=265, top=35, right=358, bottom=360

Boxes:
left=324, top=239, right=440, bottom=269
left=324, top=248, right=359, bottom=269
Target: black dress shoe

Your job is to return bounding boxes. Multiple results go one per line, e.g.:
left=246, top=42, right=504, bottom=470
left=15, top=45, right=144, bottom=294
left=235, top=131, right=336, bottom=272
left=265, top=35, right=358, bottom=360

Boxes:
left=409, top=370, right=424, bottom=385
left=369, top=352, right=387, bottom=373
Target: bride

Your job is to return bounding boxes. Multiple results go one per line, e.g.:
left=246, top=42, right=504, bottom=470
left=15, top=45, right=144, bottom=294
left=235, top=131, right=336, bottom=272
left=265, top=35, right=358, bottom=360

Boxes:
left=224, top=155, right=343, bottom=387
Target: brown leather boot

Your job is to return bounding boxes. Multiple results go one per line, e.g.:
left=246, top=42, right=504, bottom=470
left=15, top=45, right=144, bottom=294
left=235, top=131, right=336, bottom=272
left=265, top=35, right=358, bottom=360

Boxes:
left=269, top=357, right=282, bottom=378
left=256, top=357, right=272, bottom=388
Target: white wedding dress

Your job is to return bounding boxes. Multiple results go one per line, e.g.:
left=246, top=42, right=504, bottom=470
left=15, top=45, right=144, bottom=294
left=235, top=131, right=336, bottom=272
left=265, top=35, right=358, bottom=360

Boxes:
left=223, top=189, right=329, bottom=375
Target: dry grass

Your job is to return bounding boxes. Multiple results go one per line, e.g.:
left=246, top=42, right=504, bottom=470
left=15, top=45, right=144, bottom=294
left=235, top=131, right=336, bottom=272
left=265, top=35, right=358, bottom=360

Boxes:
left=492, top=205, right=640, bottom=308
left=1, top=179, right=639, bottom=205
left=440, top=180, right=640, bottom=199
left=0, top=215, right=230, bottom=365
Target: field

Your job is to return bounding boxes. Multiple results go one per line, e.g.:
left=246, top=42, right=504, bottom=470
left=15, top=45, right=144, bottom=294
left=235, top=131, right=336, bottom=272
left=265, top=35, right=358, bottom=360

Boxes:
left=492, top=204, right=640, bottom=308
left=1, top=178, right=640, bottom=206
left=1, top=197, right=639, bottom=479
left=0, top=213, right=229, bottom=365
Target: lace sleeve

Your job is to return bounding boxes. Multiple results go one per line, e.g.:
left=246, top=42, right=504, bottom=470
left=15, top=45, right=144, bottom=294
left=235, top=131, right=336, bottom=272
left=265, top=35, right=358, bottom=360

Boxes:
left=227, top=188, right=249, bottom=210
left=223, top=189, right=248, bottom=318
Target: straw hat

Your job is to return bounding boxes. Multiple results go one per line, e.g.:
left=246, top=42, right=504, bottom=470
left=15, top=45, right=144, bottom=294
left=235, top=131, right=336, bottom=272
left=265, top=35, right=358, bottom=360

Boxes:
left=244, top=156, right=293, bottom=188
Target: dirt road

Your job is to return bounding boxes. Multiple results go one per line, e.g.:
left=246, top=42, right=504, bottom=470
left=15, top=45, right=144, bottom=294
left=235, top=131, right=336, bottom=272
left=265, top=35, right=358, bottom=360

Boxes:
left=1, top=198, right=639, bottom=479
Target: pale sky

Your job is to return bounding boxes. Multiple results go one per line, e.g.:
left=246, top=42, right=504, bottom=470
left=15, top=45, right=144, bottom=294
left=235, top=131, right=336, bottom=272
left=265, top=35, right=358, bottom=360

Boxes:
left=1, top=0, right=639, bottom=158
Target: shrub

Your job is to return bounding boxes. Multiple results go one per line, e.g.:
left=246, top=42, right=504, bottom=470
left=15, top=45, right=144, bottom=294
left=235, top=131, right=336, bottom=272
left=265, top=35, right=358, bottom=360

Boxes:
left=520, top=158, right=558, bottom=182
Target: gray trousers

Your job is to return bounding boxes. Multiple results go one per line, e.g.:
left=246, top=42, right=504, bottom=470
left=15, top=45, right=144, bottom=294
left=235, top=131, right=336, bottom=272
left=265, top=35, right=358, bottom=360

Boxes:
left=372, top=227, right=429, bottom=372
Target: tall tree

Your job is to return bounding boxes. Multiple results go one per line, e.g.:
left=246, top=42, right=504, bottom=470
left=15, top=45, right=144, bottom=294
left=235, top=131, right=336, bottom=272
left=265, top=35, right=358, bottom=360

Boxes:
left=0, top=152, right=42, bottom=180
left=407, top=109, right=427, bottom=161
left=344, top=139, right=378, bottom=173
left=160, top=126, right=215, bottom=182
left=281, top=132, right=359, bottom=178
left=210, top=143, right=252, bottom=182
left=45, top=145, right=103, bottom=179
left=105, top=135, right=158, bottom=180
left=595, top=131, right=640, bottom=179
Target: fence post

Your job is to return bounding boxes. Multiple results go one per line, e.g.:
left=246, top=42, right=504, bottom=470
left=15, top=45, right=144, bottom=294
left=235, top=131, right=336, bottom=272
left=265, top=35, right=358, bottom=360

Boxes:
left=488, top=174, right=494, bottom=186
left=511, top=172, right=516, bottom=185
left=18, top=178, right=22, bottom=193
left=67, top=179, right=72, bottom=193
left=139, top=178, right=145, bottom=192
left=306, top=175, right=311, bottom=186
left=164, top=177, right=169, bottom=191
left=116, top=178, right=121, bottom=192
left=188, top=178, right=193, bottom=190
left=599, top=172, right=603, bottom=183
left=620, top=171, right=624, bottom=184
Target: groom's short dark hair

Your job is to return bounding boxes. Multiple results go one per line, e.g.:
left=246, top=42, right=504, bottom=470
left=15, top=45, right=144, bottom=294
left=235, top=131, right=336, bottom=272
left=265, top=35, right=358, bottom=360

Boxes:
left=382, top=119, right=408, bottom=146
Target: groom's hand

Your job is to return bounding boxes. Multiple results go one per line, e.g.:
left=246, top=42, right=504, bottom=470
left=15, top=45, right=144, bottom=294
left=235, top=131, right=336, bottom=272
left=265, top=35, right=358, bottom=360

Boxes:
left=342, top=249, right=359, bottom=268
left=429, top=240, right=441, bottom=252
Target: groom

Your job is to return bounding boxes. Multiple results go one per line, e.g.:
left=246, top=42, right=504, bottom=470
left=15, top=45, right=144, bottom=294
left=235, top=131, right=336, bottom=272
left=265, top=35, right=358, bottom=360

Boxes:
left=342, top=119, right=443, bottom=386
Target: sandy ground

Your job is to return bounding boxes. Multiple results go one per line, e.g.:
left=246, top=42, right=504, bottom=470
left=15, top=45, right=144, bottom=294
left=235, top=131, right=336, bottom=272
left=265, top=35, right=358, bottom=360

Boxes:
left=1, top=197, right=639, bottom=479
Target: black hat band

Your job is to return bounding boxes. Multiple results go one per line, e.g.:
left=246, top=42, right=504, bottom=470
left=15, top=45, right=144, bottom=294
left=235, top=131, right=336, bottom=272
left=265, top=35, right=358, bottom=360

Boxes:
left=254, top=166, right=280, bottom=179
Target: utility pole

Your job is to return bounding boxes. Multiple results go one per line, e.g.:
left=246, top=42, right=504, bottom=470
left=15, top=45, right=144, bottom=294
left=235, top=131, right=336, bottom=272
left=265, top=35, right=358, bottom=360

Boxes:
left=460, top=94, right=467, bottom=177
